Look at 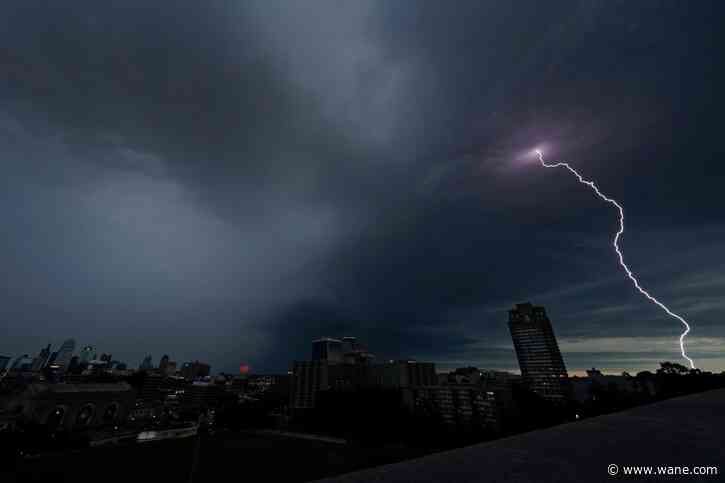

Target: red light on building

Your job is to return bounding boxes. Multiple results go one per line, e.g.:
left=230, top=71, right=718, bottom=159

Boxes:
left=239, top=364, right=250, bottom=375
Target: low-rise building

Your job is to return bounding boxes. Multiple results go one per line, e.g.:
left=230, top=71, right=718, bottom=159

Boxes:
left=6, top=382, right=135, bottom=431
left=372, top=360, right=437, bottom=388
left=182, top=381, right=225, bottom=410
left=180, top=361, right=211, bottom=381
left=403, top=384, right=501, bottom=432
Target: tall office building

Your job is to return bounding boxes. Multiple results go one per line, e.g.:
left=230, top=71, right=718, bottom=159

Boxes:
left=159, top=354, right=170, bottom=373
left=31, top=344, right=52, bottom=372
left=508, top=303, right=570, bottom=402
left=54, top=339, right=76, bottom=372
left=139, top=355, right=154, bottom=371
left=164, top=361, right=177, bottom=375
left=312, top=338, right=343, bottom=364
left=0, top=355, right=10, bottom=372
left=11, top=354, right=34, bottom=371
left=79, top=346, right=97, bottom=364
left=67, top=356, right=80, bottom=374
left=291, top=360, right=329, bottom=409
left=98, top=353, right=112, bottom=369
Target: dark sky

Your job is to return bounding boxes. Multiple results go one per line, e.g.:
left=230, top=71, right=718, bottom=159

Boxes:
left=2, top=1, right=724, bottom=374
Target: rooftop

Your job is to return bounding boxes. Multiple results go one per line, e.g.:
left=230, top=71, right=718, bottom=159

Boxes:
left=317, top=388, right=724, bottom=483
left=28, top=382, right=133, bottom=394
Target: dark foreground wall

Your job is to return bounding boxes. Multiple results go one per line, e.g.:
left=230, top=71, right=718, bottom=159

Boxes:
left=317, top=389, right=724, bottom=483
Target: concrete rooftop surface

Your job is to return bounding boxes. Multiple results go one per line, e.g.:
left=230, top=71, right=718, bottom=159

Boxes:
left=317, top=389, right=724, bottom=482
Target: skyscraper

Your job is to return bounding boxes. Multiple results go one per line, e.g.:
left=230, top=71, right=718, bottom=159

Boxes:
left=164, top=361, right=177, bottom=375
left=291, top=360, right=329, bottom=409
left=79, top=346, right=97, bottom=364
left=67, top=356, right=80, bottom=374
left=139, top=355, right=154, bottom=371
left=0, top=355, right=10, bottom=372
left=99, top=353, right=113, bottom=369
left=31, top=344, right=52, bottom=372
left=508, top=303, right=570, bottom=402
left=11, top=354, right=34, bottom=371
left=159, top=354, right=170, bottom=373
left=54, top=339, right=76, bottom=372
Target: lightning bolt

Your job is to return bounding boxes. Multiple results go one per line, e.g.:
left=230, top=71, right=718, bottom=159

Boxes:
left=535, top=150, right=695, bottom=369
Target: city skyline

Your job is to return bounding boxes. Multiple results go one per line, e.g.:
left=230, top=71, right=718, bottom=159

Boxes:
left=2, top=1, right=724, bottom=375
left=2, top=301, right=709, bottom=378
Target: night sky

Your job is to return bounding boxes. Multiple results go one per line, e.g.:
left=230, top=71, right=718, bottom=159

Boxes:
left=2, top=1, right=724, bottom=374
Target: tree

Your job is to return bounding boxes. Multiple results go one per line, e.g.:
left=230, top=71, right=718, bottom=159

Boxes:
left=657, top=361, right=690, bottom=375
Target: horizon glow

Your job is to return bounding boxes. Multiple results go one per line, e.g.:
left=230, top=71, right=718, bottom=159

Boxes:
left=535, top=149, right=695, bottom=369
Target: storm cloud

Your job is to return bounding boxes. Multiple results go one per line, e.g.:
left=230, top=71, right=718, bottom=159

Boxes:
left=2, top=1, right=724, bottom=373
